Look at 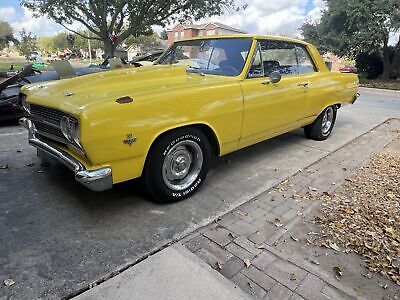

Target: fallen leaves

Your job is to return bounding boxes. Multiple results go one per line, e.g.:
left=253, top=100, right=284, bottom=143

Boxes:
left=236, top=210, right=248, bottom=217
left=243, top=258, right=251, bottom=268
left=333, top=266, right=343, bottom=279
left=311, top=260, right=320, bottom=265
left=289, top=273, right=297, bottom=281
left=311, top=153, right=400, bottom=286
left=290, top=235, right=299, bottom=242
left=3, top=279, right=15, bottom=287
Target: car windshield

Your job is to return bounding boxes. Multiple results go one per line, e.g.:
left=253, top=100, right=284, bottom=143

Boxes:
left=156, top=38, right=253, bottom=76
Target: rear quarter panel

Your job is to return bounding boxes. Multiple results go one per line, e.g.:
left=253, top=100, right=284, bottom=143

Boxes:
left=304, top=44, right=359, bottom=120
left=305, top=72, right=359, bottom=120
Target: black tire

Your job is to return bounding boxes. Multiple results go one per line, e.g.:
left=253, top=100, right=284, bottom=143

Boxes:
left=304, top=106, right=337, bottom=141
left=143, top=127, right=211, bottom=203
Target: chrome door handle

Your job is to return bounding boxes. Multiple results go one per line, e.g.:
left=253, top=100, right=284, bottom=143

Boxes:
left=298, top=82, right=309, bottom=88
left=261, top=79, right=271, bottom=85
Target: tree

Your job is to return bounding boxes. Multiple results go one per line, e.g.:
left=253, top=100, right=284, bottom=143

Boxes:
left=159, top=29, right=168, bottom=40
left=0, top=20, right=17, bottom=49
left=16, top=29, right=37, bottom=58
left=125, top=31, right=161, bottom=52
left=21, top=0, right=245, bottom=57
left=301, top=0, right=400, bottom=80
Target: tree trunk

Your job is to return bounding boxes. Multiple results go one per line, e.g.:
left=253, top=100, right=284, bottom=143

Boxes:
left=382, top=43, right=391, bottom=81
left=103, top=39, right=117, bottom=58
left=390, top=38, right=400, bottom=79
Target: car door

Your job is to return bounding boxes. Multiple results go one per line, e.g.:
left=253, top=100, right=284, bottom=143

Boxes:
left=239, top=40, right=310, bottom=146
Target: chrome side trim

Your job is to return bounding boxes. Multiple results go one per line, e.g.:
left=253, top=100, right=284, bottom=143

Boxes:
left=20, top=118, right=113, bottom=192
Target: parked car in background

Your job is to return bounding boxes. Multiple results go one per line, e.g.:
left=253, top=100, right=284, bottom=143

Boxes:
left=28, top=51, right=41, bottom=62
left=130, top=50, right=164, bottom=67
left=0, top=63, right=107, bottom=121
left=20, top=35, right=359, bottom=202
left=339, top=65, right=358, bottom=73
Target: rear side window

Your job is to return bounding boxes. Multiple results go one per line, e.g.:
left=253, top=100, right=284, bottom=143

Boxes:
left=248, top=40, right=316, bottom=78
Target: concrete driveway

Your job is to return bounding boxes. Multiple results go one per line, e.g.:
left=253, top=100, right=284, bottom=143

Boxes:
left=0, top=89, right=399, bottom=299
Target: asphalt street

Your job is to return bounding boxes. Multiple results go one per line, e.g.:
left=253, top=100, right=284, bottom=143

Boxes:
left=0, top=89, right=399, bottom=299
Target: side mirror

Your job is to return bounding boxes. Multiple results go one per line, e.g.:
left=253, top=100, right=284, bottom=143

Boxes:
left=269, top=71, right=282, bottom=84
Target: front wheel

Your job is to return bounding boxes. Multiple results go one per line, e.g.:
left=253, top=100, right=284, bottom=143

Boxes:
left=304, top=106, right=337, bottom=141
left=143, top=128, right=211, bottom=203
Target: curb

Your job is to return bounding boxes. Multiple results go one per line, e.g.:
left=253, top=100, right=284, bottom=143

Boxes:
left=359, top=87, right=400, bottom=95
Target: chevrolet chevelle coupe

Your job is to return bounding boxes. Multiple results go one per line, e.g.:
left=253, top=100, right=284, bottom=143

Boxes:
left=20, top=35, right=359, bottom=202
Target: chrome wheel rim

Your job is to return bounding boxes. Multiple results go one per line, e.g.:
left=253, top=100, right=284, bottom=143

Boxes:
left=321, top=107, right=334, bottom=136
left=162, top=140, right=203, bottom=191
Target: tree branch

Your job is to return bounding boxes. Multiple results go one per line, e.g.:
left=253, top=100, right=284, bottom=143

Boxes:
left=59, top=23, right=102, bottom=41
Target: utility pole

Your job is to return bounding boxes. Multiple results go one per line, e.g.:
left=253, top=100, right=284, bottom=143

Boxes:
left=88, top=32, right=92, bottom=64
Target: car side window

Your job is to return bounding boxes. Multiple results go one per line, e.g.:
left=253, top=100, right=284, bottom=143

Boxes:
left=248, top=45, right=264, bottom=78
left=261, top=41, right=298, bottom=76
left=295, top=46, right=317, bottom=74
left=247, top=40, right=317, bottom=78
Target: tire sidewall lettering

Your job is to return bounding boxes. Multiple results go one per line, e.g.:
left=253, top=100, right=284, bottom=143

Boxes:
left=172, top=178, right=202, bottom=198
left=162, top=134, right=201, bottom=157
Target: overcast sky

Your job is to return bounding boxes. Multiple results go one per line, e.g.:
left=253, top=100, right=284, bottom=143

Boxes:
left=0, top=0, right=326, bottom=38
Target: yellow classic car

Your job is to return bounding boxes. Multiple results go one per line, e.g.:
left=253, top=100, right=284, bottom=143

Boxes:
left=20, top=35, right=359, bottom=202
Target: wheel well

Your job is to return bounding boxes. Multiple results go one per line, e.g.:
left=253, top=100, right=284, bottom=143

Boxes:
left=335, top=103, right=342, bottom=109
left=150, top=124, right=220, bottom=157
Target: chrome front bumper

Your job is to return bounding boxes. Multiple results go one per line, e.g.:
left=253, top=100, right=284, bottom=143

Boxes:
left=20, top=118, right=113, bottom=192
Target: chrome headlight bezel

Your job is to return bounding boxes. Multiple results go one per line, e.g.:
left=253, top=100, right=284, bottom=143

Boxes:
left=60, top=116, right=81, bottom=148
left=70, top=121, right=81, bottom=147
left=21, top=95, right=30, bottom=114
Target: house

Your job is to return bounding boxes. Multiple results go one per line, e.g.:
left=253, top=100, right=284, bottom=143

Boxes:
left=167, top=22, right=247, bottom=46
left=323, top=52, right=347, bottom=72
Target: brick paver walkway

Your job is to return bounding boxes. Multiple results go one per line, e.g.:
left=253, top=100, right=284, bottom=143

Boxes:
left=182, top=119, right=400, bottom=299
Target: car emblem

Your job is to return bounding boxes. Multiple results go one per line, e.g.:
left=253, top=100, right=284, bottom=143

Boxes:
left=123, top=134, right=137, bottom=146
left=64, top=91, right=74, bottom=97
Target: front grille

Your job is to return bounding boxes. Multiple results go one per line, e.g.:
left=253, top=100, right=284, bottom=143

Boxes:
left=30, top=104, right=67, bottom=125
left=34, top=122, right=65, bottom=140
left=29, top=104, right=77, bottom=145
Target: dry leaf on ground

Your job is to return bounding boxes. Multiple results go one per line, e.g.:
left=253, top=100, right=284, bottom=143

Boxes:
left=3, top=279, right=15, bottom=287
left=311, top=153, right=400, bottom=286
left=243, top=259, right=251, bottom=268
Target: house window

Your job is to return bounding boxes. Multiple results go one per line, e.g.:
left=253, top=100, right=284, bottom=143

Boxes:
left=174, top=32, right=179, bottom=40
left=180, top=31, right=184, bottom=39
left=207, top=30, right=216, bottom=36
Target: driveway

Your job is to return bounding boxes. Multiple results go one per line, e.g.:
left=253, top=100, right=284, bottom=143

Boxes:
left=0, top=89, right=399, bottom=299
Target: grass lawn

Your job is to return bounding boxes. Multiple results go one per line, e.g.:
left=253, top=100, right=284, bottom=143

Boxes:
left=359, top=78, right=400, bottom=90
left=0, top=56, right=27, bottom=71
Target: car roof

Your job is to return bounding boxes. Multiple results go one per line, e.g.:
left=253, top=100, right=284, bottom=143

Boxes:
left=176, top=34, right=310, bottom=46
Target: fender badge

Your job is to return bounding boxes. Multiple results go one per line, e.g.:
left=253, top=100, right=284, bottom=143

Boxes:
left=64, top=91, right=74, bottom=97
left=123, top=134, right=137, bottom=146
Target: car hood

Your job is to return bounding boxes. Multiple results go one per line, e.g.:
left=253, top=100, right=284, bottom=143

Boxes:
left=22, top=65, right=234, bottom=116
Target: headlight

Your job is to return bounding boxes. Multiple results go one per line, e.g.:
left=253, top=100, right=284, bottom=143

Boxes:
left=60, top=116, right=81, bottom=147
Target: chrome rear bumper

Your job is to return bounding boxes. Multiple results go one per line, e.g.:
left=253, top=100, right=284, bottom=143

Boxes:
left=20, top=118, right=113, bottom=192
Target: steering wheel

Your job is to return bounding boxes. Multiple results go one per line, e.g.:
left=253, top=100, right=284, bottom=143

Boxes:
left=218, top=65, right=238, bottom=75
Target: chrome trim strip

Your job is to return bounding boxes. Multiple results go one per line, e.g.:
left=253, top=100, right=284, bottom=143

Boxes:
left=20, top=118, right=113, bottom=192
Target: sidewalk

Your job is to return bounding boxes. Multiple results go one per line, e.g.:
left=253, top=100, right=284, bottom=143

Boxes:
left=73, top=119, right=400, bottom=300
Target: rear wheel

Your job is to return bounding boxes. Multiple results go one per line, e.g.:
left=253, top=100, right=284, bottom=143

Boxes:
left=144, top=128, right=211, bottom=203
left=304, top=106, right=337, bottom=141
